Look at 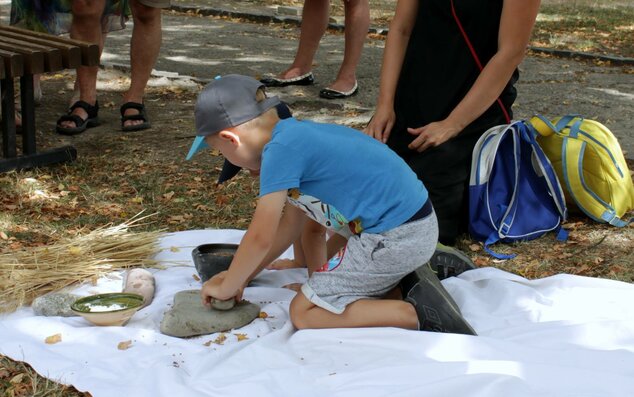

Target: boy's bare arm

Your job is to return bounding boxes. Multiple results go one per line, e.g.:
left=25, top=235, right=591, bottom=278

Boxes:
left=205, top=190, right=288, bottom=301
left=248, top=202, right=306, bottom=281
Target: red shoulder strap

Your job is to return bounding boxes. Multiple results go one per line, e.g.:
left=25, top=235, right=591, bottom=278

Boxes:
left=450, top=0, right=511, bottom=123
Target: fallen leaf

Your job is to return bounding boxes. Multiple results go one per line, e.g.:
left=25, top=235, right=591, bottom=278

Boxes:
left=211, top=333, right=227, bottom=345
left=235, top=333, right=248, bottom=341
left=258, top=311, right=268, bottom=319
left=118, top=340, right=132, bottom=350
left=468, top=244, right=480, bottom=252
left=0, top=231, right=8, bottom=240
left=192, top=274, right=201, bottom=281
left=170, top=246, right=180, bottom=252
left=163, top=191, right=175, bottom=201
left=45, top=333, right=62, bottom=344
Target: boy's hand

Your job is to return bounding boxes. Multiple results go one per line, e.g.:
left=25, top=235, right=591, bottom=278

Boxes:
left=200, top=271, right=243, bottom=308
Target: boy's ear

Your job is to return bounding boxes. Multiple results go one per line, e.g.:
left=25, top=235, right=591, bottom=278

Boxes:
left=217, top=130, right=241, bottom=146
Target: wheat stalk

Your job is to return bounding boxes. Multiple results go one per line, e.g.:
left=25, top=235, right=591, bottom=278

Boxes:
left=0, top=214, right=166, bottom=313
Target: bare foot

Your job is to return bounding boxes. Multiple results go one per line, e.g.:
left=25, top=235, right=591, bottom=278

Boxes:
left=122, top=107, right=144, bottom=129
left=59, top=107, right=89, bottom=129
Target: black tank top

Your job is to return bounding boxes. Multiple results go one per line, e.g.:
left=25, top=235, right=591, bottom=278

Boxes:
left=389, top=0, right=518, bottom=153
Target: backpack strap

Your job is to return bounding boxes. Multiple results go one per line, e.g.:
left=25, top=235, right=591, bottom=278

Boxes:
left=561, top=137, right=631, bottom=227
left=528, top=114, right=558, bottom=137
left=521, top=123, right=568, bottom=224
left=482, top=123, right=525, bottom=259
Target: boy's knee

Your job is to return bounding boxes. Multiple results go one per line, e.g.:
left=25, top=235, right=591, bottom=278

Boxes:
left=289, top=292, right=311, bottom=330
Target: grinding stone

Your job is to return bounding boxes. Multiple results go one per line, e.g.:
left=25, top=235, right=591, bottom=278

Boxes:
left=160, top=290, right=260, bottom=338
left=32, top=292, right=80, bottom=317
left=211, top=298, right=236, bottom=311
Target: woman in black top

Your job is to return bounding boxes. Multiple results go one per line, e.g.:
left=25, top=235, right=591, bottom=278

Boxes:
left=364, top=0, right=540, bottom=245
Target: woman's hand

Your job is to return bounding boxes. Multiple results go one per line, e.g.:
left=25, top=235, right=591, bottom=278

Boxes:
left=363, top=105, right=396, bottom=143
left=200, top=271, right=243, bottom=307
left=407, top=119, right=462, bottom=152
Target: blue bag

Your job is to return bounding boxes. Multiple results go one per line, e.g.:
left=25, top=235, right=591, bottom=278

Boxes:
left=468, top=121, right=568, bottom=259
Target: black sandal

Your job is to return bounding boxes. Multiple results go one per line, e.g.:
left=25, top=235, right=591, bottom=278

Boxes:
left=120, top=102, right=151, bottom=132
left=56, top=100, right=99, bottom=136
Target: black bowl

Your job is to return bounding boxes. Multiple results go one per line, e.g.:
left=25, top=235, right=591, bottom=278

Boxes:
left=191, top=243, right=238, bottom=283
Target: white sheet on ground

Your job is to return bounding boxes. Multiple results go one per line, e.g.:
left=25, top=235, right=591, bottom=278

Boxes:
left=1, top=230, right=633, bottom=397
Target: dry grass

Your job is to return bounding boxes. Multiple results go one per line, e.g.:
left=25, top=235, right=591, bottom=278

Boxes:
left=0, top=356, right=89, bottom=397
left=0, top=214, right=165, bottom=313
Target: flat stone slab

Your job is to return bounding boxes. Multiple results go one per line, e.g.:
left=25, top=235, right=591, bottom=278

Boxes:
left=160, top=290, right=260, bottom=338
left=32, top=292, right=80, bottom=317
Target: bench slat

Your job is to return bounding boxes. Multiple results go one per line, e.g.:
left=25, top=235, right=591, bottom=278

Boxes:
left=0, top=29, right=81, bottom=69
left=0, top=36, right=63, bottom=72
left=0, top=49, right=24, bottom=77
left=0, top=25, right=99, bottom=67
left=0, top=44, right=45, bottom=75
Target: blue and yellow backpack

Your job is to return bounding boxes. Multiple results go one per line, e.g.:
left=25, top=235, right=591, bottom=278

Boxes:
left=527, top=115, right=634, bottom=227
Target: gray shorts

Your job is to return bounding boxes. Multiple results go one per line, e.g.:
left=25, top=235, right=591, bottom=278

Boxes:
left=301, top=211, right=439, bottom=314
left=136, top=0, right=171, bottom=8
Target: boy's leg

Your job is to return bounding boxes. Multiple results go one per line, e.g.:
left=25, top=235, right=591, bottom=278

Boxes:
left=289, top=290, right=418, bottom=330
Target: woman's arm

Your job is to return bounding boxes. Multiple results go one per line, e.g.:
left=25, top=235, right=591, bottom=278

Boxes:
left=407, top=0, right=541, bottom=152
left=363, top=0, right=419, bottom=143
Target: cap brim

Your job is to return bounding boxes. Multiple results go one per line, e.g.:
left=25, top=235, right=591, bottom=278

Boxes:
left=217, top=159, right=242, bottom=184
left=185, top=135, right=210, bottom=160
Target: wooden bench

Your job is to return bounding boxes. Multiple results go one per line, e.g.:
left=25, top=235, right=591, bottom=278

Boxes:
left=0, top=25, right=100, bottom=172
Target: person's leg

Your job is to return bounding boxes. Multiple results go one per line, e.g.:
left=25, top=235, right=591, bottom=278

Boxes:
left=325, top=0, right=369, bottom=92
left=276, top=0, right=330, bottom=79
left=70, top=32, right=108, bottom=106
left=290, top=291, right=418, bottom=329
left=121, top=0, right=162, bottom=129
left=58, top=0, right=106, bottom=130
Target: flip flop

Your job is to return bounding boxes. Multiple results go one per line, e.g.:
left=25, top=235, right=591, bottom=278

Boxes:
left=56, top=100, right=99, bottom=136
left=120, top=102, right=151, bottom=132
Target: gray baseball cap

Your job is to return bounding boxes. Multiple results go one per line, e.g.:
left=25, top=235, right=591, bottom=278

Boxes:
left=185, top=75, right=281, bottom=171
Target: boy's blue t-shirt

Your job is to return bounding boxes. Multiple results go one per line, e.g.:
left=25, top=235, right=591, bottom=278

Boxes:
left=259, top=118, right=428, bottom=234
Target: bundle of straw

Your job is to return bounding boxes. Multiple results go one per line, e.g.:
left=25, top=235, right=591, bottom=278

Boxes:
left=0, top=215, right=165, bottom=313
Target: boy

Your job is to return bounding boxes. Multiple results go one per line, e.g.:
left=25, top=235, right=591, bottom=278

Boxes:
left=186, top=74, right=475, bottom=334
